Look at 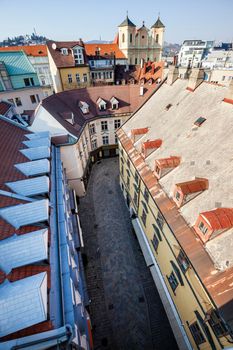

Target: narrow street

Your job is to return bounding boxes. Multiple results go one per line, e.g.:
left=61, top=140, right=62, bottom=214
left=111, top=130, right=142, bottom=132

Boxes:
left=79, top=158, right=178, bottom=350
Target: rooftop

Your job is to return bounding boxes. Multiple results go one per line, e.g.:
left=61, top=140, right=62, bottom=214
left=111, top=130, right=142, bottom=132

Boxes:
left=0, top=45, right=47, bottom=57
left=47, top=40, right=87, bottom=68
left=0, top=51, right=36, bottom=75
left=118, top=15, right=136, bottom=27
left=84, top=43, right=126, bottom=59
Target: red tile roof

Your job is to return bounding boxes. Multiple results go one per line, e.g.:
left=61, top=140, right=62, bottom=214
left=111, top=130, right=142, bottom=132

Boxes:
left=131, top=127, right=149, bottom=136
left=200, top=208, right=233, bottom=231
left=84, top=43, right=126, bottom=59
left=155, top=156, right=181, bottom=169
left=138, top=61, right=164, bottom=83
left=0, top=45, right=47, bottom=57
left=142, top=139, right=162, bottom=150
left=0, top=101, right=12, bottom=115
left=47, top=40, right=87, bottom=68
left=41, top=85, right=155, bottom=138
left=176, top=177, right=209, bottom=195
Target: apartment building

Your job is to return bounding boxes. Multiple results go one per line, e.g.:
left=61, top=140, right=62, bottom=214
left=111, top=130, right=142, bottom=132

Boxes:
left=0, top=117, right=93, bottom=349
left=178, top=40, right=214, bottom=68
left=0, top=51, right=44, bottom=114
left=47, top=40, right=91, bottom=92
left=117, top=67, right=233, bottom=350
left=0, top=45, right=53, bottom=96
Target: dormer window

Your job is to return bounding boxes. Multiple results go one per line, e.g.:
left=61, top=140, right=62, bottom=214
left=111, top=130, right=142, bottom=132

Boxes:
left=110, top=97, right=119, bottom=110
left=173, top=177, right=209, bottom=208
left=97, top=98, right=107, bottom=111
left=73, top=46, right=84, bottom=65
left=62, top=111, right=74, bottom=125
left=154, top=156, right=181, bottom=179
left=79, top=101, right=89, bottom=114
left=194, top=208, right=233, bottom=243
left=61, top=48, right=68, bottom=55
left=141, top=139, right=162, bottom=158
left=131, top=127, right=149, bottom=143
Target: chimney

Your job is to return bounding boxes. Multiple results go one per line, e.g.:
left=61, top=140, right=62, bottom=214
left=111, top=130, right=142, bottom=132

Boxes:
left=140, top=86, right=144, bottom=96
left=167, top=65, right=179, bottom=86
left=223, top=79, right=233, bottom=104
left=187, top=68, right=204, bottom=92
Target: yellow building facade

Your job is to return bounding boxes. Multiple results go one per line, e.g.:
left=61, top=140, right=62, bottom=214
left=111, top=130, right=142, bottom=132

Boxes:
left=59, top=66, right=90, bottom=91
left=117, top=137, right=233, bottom=350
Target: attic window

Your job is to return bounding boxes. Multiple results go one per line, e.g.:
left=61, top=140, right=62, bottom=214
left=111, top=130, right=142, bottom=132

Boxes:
left=79, top=101, right=89, bottom=114
left=110, top=97, right=119, bottom=110
left=38, top=50, right=43, bottom=54
left=198, top=221, right=208, bottom=234
left=61, top=48, right=68, bottom=55
left=194, top=117, right=206, bottom=127
left=97, top=98, right=107, bottom=111
left=165, top=103, right=172, bottom=111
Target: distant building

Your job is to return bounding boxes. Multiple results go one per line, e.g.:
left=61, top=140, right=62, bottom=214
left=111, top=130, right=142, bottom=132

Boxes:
left=202, top=50, right=233, bottom=69
left=47, top=40, right=91, bottom=92
left=117, top=67, right=233, bottom=350
left=29, top=80, right=164, bottom=196
left=116, top=15, right=165, bottom=65
left=84, top=43, right=127, bottom=85
left=0, top=51, right=44, bottom=114
left=0, top=45, right=53, bottom=96
left=0, top=117, right=93, bottom=349
left=178, top=40, right=214, bottom=68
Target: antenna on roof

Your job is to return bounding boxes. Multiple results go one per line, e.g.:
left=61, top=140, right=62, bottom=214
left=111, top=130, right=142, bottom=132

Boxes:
left=126, top=10, right=128, bottom=17
left=158, top=11, right=160, bottom=18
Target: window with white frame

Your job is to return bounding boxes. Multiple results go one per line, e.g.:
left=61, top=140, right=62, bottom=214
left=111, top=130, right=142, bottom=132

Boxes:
left=102, top=135, right=109, bottom=145
left=97, top=98, right=107, bottom=111
left=91, top=139, right=97, bottom=150
left=114, top=119, right=121, bottom=129
left=61, top=48, right=68, bottom=55
left=73, top=47, right=84, bottom=65
left=89, top=123, right=96, bottom=135
left=101, top=120, right=108, bottom=131
left=68, top=74, right=72, bottom=83
left=76, top=73, right=80, bottom=83
left=83, top=73, right=88, bottom=82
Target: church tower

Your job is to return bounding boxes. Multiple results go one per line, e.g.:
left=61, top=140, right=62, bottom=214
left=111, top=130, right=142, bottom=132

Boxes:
left=150, top=16, right=165, bottom=60
left=118, top=15, right=136, bottom=63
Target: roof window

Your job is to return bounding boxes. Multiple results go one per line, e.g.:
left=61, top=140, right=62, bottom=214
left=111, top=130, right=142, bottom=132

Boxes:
left=194, top=117, right=206, bottom=127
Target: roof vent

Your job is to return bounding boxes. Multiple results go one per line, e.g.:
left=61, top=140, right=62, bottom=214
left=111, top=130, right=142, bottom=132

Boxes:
left=173, top=177, right=209, bottom=208
left=190, top=161, right=195, bottom=166
left=206, top=160, right=211, bottom=165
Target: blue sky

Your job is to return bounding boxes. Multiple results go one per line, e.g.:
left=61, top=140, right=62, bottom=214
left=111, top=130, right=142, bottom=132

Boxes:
left=1, top=0, right=233, bottom=43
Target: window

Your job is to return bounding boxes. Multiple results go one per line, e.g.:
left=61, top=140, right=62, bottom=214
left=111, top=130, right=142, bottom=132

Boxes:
left=151, top=234, right=159, bottom=252
left=130, top=33, right=133, bottom=43
left=208, top=310, right=228, bottom=337
left=194, top=117, right=206, bottom=127
left=102, top=135, right=109, bottom=145
left=101, top=121, right=108, bottom=131
left=142, top=35, right=145, bottom=39
left=141, top=209, right=147, bottom=226
left=8, top=98, right=15, bottom=106
left=68, top=74, right=72, bottom=83
left=127, top=159, right=130, bottom=168
left=152, top=224, right=162, bottom=242
left=83, top=73, right=88, bottom=82
left=15, top=97, right=22, bottom=106
left=121, top=165, right=124, bottom=176
left=133, top=191, right=138, bottom=206
left=76, top=73, right=80, bottom=83
left=144, top=188, right=149, bottom=203
left=114, top=119, right=121, bottom=129
left=122, top=33, right=125, bottom=43
left=167, top=271, right=179, bottom=293
left=61, top=48, right=68, bottom=55
left=30, top=95, right=37, bottom=104
left=115, top=134, right=118, bottom=144
left=135, top=58, right=138, bottom=64
left=156, top=212, right=164, bottom=230
left=135, top=172, right=139, bottom=184
left=199, top=221, right=208, bottom=234
left=177, top=250, right=189, bottom=273
left=36, top=94, right=40, bottom=103
left=89, top=123, right=95, bottom=135
left=156, top=34, right=159, bottom=43
left=189, top=321, right=206, bottom=345
left=222, top=76, right=226, bottom=81
left=109, top=71, right=112, bottom=79
left=175, top=191, right=181, bottom=201
left=30, top=78, right=34, bottom=86
left=127, top=176, right=130, bottom=187
left=24, top=78, right=30, bottom=86
left=91, top=139, right=97, bottom=150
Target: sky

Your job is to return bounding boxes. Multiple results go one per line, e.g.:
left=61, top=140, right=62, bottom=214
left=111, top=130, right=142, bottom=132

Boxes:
left=0, top=0, right=233, bottom=44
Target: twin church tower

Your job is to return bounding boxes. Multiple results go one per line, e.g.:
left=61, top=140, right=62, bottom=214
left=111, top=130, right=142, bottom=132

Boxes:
left=117, top=15, right=165, bottom=65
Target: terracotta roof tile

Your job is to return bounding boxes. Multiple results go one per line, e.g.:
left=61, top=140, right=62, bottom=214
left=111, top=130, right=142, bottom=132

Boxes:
left=142, top=139, right=162, bottom=150
left=176, top=177, right=209, bottom=195
left=8, top=265, right=51, bottom=288
left=131, top=127, right=149, bottom=135
left=47, top=40, right=87, bottom=68
left=200, top=208, right=233, bottom=231
left=0, top=101, right=12, bottom=115
left=84, top=43, right=125, bottom=59
left=156, top=156, right=181, bottom=169
left=0, top=45, right=47, bottom=57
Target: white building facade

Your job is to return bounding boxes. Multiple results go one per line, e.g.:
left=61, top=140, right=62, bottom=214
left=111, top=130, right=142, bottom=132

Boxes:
left=178, top=40, right=214, bottom=68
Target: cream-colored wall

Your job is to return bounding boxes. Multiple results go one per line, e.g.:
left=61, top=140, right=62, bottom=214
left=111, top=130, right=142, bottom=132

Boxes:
left=118, top=142, right=227, bottom=350
left=0, top=87, right=44, bottom=114
left=47, top=49, right=63, bottom=93
left=208, top=69, right=233, bottom=86
left=60, top=66, right=90, bottom=91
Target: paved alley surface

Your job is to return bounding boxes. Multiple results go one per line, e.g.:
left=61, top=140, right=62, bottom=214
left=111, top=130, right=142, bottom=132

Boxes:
left=79, top=158, right=178, bottom=350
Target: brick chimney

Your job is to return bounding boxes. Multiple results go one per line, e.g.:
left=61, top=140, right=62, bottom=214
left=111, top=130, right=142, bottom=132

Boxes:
left=187, top=68, right=204, bottom=92
left=223, top=79, right=233, bottom=104
left=167, top=65, right=179, bottom=86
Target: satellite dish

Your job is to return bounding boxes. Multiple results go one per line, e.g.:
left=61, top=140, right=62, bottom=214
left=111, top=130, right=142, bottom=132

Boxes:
left=52, top=43, right=57, bottom=50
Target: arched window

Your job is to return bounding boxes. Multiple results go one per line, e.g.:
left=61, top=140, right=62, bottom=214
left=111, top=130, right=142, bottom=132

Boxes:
left=130, top=33, right=132, bottom=43
left=122, top=33, right=125, bottom=43
left=156, top=34, right=159, bottom=43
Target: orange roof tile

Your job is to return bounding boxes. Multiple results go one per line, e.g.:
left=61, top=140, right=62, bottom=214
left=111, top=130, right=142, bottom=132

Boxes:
left=156, top=156, right=181, bottom=169
left=0, top=45, right=47, bottom=57
left=200, top=208, right=233, bottom=231
left=142, top=139, right=162, bottom=150
left=131, top=127, right=149, bottom=135
left=84, top=43, right=126, bottom=59
left=176, top=177, right=209, bottom=195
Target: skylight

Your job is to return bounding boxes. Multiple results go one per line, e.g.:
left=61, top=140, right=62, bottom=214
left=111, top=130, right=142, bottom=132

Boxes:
left=0, top=199, right=49, bottom=229
left=194, top=117, right=206, bottom=127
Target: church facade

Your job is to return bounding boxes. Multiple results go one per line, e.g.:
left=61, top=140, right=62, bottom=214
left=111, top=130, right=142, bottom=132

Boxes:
left=117, top=16, right=165, bottom=65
